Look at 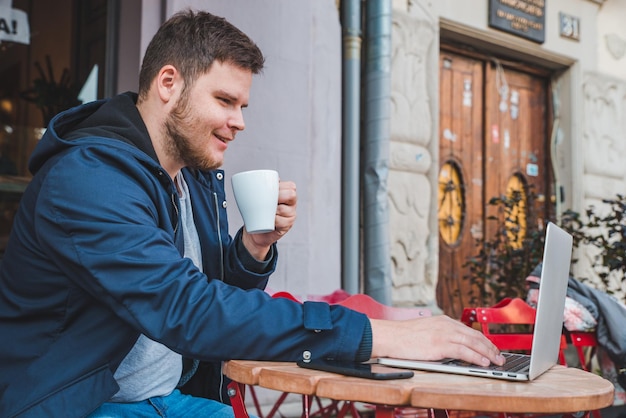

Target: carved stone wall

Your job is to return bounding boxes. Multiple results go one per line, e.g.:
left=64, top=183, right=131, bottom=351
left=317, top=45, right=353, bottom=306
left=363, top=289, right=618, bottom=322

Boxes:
left=597, top=0, right=626, bottom=91
left=389, top=3, right=438, bottom=307
left=579, top=72, right=626, bottom=299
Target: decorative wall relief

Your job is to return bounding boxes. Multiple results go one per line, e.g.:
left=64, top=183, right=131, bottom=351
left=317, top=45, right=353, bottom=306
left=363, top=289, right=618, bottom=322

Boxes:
left=389, top=171, right=432, bottom=303
left=582, top=73, right=626, bottom=196
left=390, top=12, right=434, bottom=145
left=605, top=33, right=626, bottom=60
left=389, top=5, right=437, bottom=306
left=579, top=72, right=626, bottom=300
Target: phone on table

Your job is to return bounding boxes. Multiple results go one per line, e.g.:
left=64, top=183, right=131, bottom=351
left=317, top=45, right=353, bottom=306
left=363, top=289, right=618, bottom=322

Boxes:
left=297, top=358, right=414, bottom=380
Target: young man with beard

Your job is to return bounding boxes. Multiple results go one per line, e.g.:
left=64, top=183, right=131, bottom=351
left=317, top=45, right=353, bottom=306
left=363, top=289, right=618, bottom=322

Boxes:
left=0, top=9, right=504, bottom=418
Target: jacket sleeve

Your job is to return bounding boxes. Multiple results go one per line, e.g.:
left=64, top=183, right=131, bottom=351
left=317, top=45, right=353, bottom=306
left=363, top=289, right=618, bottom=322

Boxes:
left=219, top=227, right=276, bottom=289
left=35, top=147, right=368, bottom=362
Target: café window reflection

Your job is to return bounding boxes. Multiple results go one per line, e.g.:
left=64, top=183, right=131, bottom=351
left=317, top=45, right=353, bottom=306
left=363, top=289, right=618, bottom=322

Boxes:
left=0, top=0, right=112, bottom=255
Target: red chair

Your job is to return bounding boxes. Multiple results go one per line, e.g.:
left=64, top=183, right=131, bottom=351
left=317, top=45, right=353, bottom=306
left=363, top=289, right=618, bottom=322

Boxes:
left=460, top=297, right=598, bottom=370
left=338, top=293, right=431, bottom=320
left=460, top=298, right=599, bottom=418
left=565, top=329, right=598, bottom=372
left=460, top=297, right=568, bottom=365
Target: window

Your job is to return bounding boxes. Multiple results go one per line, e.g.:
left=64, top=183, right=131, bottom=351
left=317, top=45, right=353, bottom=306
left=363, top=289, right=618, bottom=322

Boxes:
left=0, top=0, right=112, bottom=253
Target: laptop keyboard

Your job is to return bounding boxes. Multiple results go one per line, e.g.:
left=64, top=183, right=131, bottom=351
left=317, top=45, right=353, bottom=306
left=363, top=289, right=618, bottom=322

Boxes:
left=492, top=353, right=530, bottom=372
left=443, top=352, right=530, bottom=373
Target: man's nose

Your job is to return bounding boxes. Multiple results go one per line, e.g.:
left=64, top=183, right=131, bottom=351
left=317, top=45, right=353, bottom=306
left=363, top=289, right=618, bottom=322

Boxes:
left=229, top=109, right=245, bottom=131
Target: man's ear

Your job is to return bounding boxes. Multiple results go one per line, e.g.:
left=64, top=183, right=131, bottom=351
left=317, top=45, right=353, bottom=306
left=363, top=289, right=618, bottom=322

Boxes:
left=155, top=65, right=181, bottom=103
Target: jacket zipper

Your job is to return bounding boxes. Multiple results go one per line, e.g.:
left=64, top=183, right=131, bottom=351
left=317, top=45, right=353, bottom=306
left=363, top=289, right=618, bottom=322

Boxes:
left=208, top=186, right=227, bottom=404
left=170, top=193, right=179, bottom=234
left=212, top=192, right=225, bottom=281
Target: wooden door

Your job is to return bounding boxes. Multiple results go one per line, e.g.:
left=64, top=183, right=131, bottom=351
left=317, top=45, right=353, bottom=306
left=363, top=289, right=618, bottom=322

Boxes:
left=437, top=50, right=551, bottom=318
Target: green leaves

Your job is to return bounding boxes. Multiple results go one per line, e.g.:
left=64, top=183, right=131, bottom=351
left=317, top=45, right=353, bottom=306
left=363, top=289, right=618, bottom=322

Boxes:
left=561, top=194, right=626, bottom=294
left=465, top=192, right=626, bottom=306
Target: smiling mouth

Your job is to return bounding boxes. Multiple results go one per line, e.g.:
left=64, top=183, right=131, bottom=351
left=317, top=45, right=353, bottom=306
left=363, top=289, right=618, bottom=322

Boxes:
left=215, top=134, right=230, bottom=143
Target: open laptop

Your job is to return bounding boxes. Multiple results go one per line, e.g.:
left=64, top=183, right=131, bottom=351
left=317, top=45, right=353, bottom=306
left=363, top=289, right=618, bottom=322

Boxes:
left=378, top=222, right=573, bottom=381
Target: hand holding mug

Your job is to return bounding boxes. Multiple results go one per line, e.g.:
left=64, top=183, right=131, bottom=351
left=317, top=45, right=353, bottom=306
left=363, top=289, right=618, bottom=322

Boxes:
left=232, top=170, right=297, bottom=260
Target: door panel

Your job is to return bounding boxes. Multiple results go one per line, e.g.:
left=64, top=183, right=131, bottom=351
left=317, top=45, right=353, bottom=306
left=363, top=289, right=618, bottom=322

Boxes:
left=484, top=62, right=549, bottom=240
left=437, top=52, right=484, bottom=318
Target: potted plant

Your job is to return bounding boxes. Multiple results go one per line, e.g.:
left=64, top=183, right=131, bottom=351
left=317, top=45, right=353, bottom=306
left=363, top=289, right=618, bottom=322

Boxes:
left=463, top=189, right=546, bottom=307
left=20, top=55, right=82, bottom=127
left=464, top=191, right=626, bottom=307
left=561, top=194, right=626, bottom=297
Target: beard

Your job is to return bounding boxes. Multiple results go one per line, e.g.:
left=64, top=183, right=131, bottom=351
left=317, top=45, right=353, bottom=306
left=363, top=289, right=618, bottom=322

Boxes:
left=163, top=93, right=220, bottom=171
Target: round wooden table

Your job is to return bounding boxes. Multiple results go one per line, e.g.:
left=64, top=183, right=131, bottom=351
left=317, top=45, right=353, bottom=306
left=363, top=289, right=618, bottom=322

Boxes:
left=224, top=360, right=615, bottom=417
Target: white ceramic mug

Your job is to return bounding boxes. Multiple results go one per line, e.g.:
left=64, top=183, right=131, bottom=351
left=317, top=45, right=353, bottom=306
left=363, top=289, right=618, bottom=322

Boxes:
left=231, top=169, right=279, bottom=234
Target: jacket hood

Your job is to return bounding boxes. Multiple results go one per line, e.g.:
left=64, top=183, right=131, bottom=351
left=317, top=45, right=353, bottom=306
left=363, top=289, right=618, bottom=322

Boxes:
left=28, top=92, right=159, bottom=175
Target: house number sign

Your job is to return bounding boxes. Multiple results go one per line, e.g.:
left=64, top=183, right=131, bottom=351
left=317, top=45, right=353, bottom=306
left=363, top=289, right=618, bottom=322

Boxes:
left=488, top=0, right=545, bottom=44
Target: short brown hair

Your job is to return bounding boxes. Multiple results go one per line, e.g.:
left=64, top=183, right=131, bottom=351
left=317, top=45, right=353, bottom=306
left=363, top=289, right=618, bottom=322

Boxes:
left=137, top=9, right=265, bottom=100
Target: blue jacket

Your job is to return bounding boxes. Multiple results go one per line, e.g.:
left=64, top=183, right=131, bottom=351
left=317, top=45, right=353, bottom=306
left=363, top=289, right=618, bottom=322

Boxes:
left=0, top=93, right=370, bottom=417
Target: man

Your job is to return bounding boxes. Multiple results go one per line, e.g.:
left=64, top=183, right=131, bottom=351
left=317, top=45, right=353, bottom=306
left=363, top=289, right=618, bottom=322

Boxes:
left=0, top=9, right=504, bottom=418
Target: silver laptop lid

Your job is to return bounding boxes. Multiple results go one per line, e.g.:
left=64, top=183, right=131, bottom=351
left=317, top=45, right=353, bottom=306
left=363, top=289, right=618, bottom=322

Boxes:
left=528, top=222, right=573, bottom=380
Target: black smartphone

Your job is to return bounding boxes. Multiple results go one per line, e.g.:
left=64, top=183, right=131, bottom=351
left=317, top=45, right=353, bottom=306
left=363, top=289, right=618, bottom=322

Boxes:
left=297, top=359, right=414, bottom=380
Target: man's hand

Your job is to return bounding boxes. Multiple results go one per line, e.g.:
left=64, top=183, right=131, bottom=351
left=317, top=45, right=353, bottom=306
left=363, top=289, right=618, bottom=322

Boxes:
left=370, top=315, right=506, bottom=367
left=242, top=180, right=297, bottom=260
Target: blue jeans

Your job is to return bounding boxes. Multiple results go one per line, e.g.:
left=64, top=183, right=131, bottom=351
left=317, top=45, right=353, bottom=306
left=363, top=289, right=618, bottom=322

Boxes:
left=87, top=389, right=235, bottom=417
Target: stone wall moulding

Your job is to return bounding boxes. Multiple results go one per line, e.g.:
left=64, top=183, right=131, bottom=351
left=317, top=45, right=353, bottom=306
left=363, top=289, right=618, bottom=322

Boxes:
left=390, top=11, right=435, bottom=145
left=605, top=33, right=626, bottom=60
left=389, top=141, right=431, bottom=174
left=388, top=171, right=433, bottom=305
left=583, top=174, right=624, bottom=201
left=388, top=3, right=438, bottom=308
left=582, top=73, right=626, bottom=181
left=392, top=279, right=435, bottom=307
left=388, top=171, right=431, bottom=220
left=580, top=72, right=626, bottom=301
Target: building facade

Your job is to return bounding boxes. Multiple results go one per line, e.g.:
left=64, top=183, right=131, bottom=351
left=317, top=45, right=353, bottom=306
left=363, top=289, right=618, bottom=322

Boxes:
left=389, top=0, right=626, bottom=312
left=1, top=0, right=624, bottom=312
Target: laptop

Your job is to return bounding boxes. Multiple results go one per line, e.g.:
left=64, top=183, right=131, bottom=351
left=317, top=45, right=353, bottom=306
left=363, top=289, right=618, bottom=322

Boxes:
left=378, top=222, right=573, bottom=381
